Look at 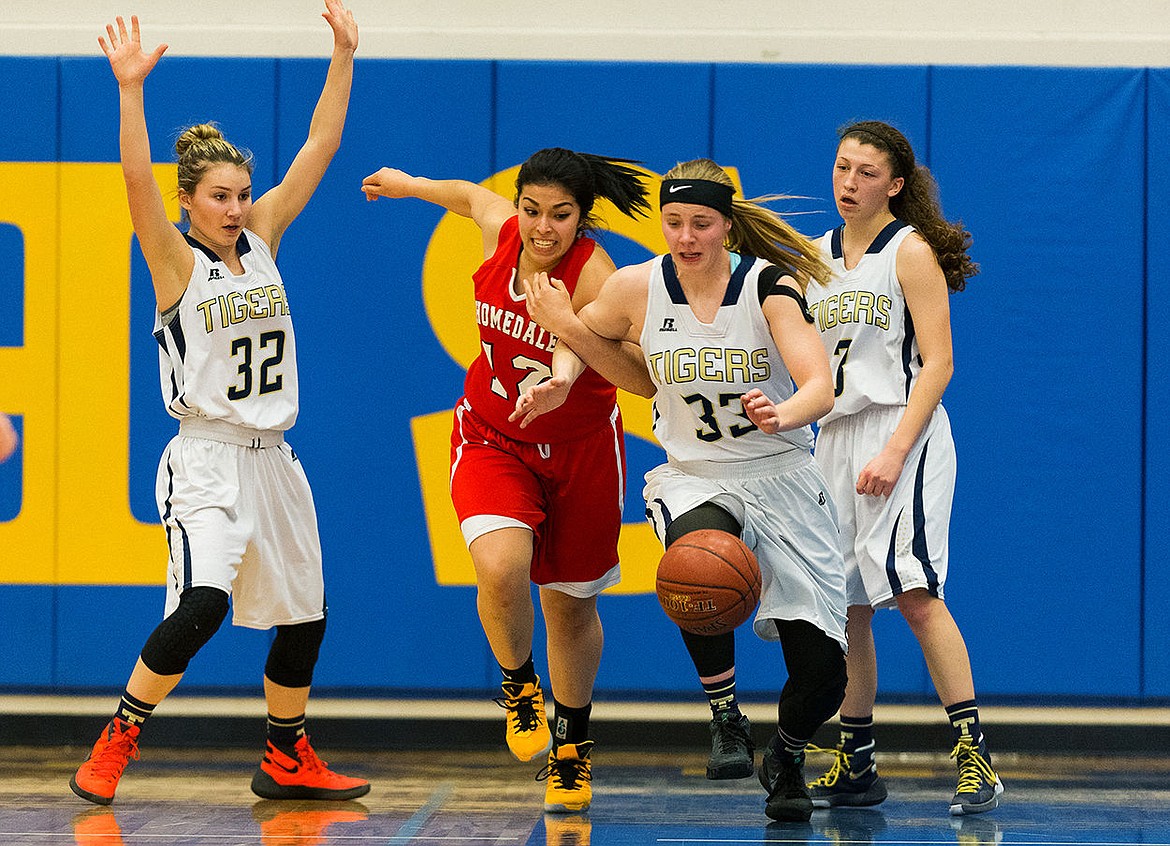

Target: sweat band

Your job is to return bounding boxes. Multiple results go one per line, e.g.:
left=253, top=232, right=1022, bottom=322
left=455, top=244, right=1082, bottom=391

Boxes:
left=660, top=178, right=734, bottom=217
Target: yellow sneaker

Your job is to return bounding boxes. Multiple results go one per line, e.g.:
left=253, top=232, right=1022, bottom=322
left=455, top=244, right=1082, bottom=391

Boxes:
left=494, top=678, right=552, bottom=762
left=538, top=741, right=593, bottom=813
left=543, top=813, right=592, bottom=845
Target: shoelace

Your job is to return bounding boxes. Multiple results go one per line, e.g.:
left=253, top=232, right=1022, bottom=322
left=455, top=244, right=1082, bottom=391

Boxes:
left=714, top=715, right=751, bottom=754
left=494, top=691, right=542, bottom=732
left=90, top=729, right=140, bottom=781
left=293, top=739, right=330, bottom=775
left=536, top=754, right=591, bottom=790
left=806, top=744, right=848, bottom=787
left=951, top=741, right=998, bottom=794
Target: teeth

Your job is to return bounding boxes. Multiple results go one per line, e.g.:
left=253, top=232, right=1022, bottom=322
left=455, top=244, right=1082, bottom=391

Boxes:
left=533, top=239, right=555, bottom=248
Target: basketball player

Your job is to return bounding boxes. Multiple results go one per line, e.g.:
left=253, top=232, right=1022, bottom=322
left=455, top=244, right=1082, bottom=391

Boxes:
left=512, top=159, right=849, bottom=823
left=803, top=120, right=1001, bottom=816
left=361, top=151, right=651, bottom=813
left=71, top=3, right=368, bottom=806
left=0, top=414, right=16, bottom=463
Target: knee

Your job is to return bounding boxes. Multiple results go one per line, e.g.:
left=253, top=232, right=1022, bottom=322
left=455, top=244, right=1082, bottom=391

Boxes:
left=896, top=589, right=943, bottom=632
left=140, top=586, right=230, bottom=676
left=265, top=616, right=327, bottom=689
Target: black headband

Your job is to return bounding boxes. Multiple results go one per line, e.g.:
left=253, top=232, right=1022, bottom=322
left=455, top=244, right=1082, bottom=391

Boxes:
left=842, top=125, right=915, bottom=180
left=659, top=178, right=734, bottom=217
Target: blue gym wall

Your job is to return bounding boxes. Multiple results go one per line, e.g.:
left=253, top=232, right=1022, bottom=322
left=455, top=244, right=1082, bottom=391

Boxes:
left=0, top=57, right=1162, bottom=702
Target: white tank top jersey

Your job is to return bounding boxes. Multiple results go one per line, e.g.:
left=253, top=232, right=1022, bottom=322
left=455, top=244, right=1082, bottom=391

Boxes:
left=639, top=252, right=814, bottom=464
left=153, top=230, right=299, bottom=431
left=808, top=220, right=918, bottom=425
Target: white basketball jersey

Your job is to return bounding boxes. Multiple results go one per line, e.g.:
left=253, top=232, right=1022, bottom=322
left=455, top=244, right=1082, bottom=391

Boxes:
left=153, top=230, right=299, bottom=431
left=639, top=252, right=813, bottom=463
left=808, top=221, right=918, bottom=424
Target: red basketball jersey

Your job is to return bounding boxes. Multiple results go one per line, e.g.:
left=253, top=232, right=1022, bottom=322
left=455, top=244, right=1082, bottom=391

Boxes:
left=461, top=215, right=617, bottom=443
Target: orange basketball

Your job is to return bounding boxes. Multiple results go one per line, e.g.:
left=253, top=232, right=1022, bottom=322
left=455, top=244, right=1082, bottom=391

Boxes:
left=655, top=529, right=762, bottom=635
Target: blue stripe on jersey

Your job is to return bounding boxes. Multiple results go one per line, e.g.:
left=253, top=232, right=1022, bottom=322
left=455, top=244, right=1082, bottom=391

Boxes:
left=902, top=306, right=917, bottom=400
left=829, top=219, right=911, bottom=260
left=183, top=230, right=251, bottom=261
left=660, top=251, right=753, bottom=307
left=868, top=219, right=911, bottom=253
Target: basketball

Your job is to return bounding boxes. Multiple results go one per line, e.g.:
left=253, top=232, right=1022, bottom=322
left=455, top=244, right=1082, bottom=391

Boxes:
left=655, top=530, right=762, bottom=635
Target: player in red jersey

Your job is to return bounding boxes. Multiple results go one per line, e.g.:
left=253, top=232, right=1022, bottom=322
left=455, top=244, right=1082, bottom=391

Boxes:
left=362, top=149, right=651, bottom=812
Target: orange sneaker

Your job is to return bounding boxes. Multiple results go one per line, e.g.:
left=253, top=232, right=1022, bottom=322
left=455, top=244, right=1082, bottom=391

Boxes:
left=69, top=719, right=141, bottom=805
left=250, top=736, right=370, bottom=801
left=72, top=807, right=126, bottom=846
left=252, top=799, right=369, bottom=846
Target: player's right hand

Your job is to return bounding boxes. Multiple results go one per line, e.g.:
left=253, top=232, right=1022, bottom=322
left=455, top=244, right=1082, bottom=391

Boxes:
left=99, top=16, right=167, bottom=86
left=509, top=378, right=571, bottom=429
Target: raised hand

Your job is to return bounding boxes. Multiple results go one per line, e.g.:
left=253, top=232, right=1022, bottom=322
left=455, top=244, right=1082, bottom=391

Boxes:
left=322, top=0, right=358, bottom=53
left=98, top=15, right=167, bottom=87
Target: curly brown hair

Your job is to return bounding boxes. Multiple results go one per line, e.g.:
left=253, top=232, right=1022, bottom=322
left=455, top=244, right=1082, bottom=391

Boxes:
left=838, top=121, right=978, bottom=292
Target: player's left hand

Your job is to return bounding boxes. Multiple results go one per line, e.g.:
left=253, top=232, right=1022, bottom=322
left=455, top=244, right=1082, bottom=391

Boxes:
left=741, top=388, right=781, bottom=434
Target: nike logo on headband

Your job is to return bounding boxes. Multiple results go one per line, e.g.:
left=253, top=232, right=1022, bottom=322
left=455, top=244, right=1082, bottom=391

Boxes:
left=668, top=184, right=692, bottom=193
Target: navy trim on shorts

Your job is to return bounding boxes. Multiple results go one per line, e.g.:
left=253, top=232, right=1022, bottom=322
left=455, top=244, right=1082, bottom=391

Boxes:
left=884, top=441, right=941, bottom=598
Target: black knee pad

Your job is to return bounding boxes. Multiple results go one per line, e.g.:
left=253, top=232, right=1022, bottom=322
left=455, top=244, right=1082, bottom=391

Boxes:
left=264, top=616, right=326, bottom=689
left=665, top=502, right=742, bottom=547
left=139, top=586, right=230, bottom=676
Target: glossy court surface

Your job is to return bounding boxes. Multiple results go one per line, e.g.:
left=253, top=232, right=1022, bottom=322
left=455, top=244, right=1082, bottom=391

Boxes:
left=2, top=744, right=1167, bottom=846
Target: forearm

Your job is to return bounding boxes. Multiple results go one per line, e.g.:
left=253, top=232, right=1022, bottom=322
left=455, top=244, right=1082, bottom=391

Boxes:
left=771, top=375, right=834, bottom=432
left=305, top=44, right=355, bottom=156
left=554, top=318, right=653, bottom=397
left=886, top=361, right=951, bottom=456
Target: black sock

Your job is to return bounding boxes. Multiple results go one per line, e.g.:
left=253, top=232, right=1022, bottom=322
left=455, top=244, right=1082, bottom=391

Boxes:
left=551, top=699, right=592, bottom=746
left=702, top=671, right=740, bottom=716
left=945, top=699, right=982, bottom=749
left=777, top=726, right=811, bottom=762
left=839, top=713, right=875, bottom=752
left=500, top=655, right=537, bottom=687
left=114, top=692, right=155, bottom=729
left=267, top=713, right=306, bottom=754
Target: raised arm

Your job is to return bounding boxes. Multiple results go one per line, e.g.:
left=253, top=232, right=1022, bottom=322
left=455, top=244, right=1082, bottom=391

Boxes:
left=361, top=168, right=515, bottom=258
left=249, top=0, right=358, bottom=254
left=99, top=15, right=193, bottom=311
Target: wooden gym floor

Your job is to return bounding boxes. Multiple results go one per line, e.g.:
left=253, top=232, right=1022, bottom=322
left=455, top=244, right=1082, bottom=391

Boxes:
left=2, top=696, right=1169, bottom=845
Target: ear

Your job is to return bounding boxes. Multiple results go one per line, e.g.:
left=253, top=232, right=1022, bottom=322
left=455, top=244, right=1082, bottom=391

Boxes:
left=887, top=177, right=905, bottom=199
left=178, top=190, right=192, bottom=211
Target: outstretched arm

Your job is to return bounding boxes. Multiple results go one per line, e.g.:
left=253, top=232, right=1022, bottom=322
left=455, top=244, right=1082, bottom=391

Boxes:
left=521, top=254, right=656, bottom=398
left=250, top=0, right=358, bottom=254
left=361, top=167, right=515, bottom=258
left=512, top=262, right=650, bottom=427
left=99, top=15, right=192, bottom=311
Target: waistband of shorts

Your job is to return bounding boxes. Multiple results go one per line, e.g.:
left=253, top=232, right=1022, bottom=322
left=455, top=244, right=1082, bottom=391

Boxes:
left=178, top=417, right=285, bottom=448
left=666, top=448, right=812, bottom=480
